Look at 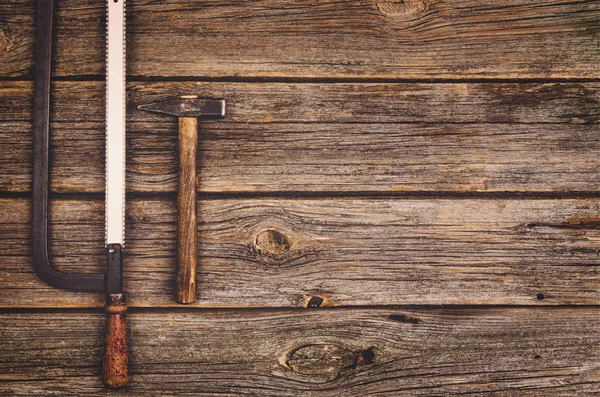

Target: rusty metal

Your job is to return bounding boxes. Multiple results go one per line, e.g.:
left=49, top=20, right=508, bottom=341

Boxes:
left=32, top=0, right=106, bottom=292
left=32, top=0, right=128, bottom=388
left=138, top=97, right=226, bottom=118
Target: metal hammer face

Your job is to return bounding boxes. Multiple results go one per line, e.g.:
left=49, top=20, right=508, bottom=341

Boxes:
left=138, top=95, right=226, bottom=304
left=138, top=96, right=226, bottom=118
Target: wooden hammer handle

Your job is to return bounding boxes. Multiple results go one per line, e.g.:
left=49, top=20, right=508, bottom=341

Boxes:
left=103, top=293, right=129, bottom=388
left=177, top=117, right=198, bottom=304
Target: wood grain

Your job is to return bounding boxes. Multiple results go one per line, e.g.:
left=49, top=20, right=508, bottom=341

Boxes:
left=176, top=117, right=198, bottom=304
left=4, top=81, right=598, bottom=124
left=1, top=1, right=598, bottom=394
left=1, top=0, right=599, bottom=79
left=0, top=307, right=598, bottom=396
left=1, top=81, right=598, bottom=193
left=1, top=197, right=598, bottom=308
left=102, top=294, right=129, bottom=389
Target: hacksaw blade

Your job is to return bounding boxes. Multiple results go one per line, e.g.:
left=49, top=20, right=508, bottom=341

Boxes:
left=105, top=0, right=126, bottom=246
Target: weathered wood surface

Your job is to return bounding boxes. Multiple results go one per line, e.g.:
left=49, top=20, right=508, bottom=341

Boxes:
left=1, top=81, right=598, bottom=193
left=1, top=0, right=599, bottom=79
left=1, top=1, right=598, bottom=394
left=1, top=198, right=598, bottom=308
left=1, top=308, right=598, bottom=396
left=175, top=117, right=200, bottom=304
left=4, top=81, right=598, bottom=124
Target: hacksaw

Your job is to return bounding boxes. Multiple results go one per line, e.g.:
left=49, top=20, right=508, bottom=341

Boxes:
left=32, top=0, right=129, bottom=388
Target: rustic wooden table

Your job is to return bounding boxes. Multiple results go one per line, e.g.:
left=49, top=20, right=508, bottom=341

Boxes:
left=1, top=0, right=599, bottom=395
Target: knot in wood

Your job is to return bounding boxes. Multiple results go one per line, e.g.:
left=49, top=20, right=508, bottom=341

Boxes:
left=255, top=229, right=291, bottom=256
left=298, top=293, right=339, bottom=308
left=285, top=344, right=376, bottom=381
left=286, top=344, right=356, bottom=380
left=0, top=26, right=14, bottom=54
left=376, top=0, right=427, bottom=19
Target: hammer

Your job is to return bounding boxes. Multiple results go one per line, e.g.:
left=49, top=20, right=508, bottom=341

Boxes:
left=139, top=96, right=226, bottom=303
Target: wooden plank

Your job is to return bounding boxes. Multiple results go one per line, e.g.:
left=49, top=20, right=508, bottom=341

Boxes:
left=6, top=81, right=597, bottom=124
left=0, top=308, right=598, bottom=395
left=1, top=198, right=598, bottom=308
left=1, top=81, right=598, bottom=193
left=1, top=0, right=599, bottom=79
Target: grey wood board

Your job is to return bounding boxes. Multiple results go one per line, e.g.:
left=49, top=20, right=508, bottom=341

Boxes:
left=1, top=81, right=598, bottom=193
left=1, top=198, right=598, bottom=308
left=0, top=0, right=599, bottom=79
left=1, top=308, right=598, bottom=396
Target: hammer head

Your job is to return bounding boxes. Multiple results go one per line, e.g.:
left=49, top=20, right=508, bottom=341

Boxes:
left=138, top=96, right=226, bottom=118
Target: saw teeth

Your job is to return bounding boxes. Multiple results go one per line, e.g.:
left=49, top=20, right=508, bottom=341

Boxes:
left=121, top=0, right=126, bottom=246
left=105, top=0, right=127, bottom=246
left=105, top=1, right=109, bottom=245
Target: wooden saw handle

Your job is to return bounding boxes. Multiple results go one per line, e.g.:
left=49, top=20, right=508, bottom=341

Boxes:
left=176, top=117, right=198, bottom=304
left=103, top=293, right=129, bottom=388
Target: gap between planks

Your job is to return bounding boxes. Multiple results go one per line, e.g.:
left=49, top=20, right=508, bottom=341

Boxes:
left=2, top=75, right=600, bottom=84
left=0, top=304, right=599, bottom=315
